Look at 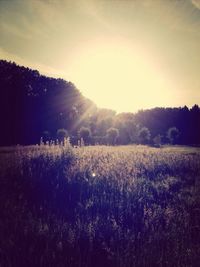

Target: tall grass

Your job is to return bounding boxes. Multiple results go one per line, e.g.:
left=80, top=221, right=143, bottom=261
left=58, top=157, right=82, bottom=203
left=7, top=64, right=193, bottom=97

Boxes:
left=0, top=145, right=200, bottom=267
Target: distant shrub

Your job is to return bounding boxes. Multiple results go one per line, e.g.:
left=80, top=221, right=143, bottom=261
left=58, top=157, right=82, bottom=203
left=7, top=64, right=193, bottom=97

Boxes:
left=57, top=128, right=69, bottom=143
left=138, top=127, right=151, bottom=144
left=153, top=134, right=162, bottom=147
left=106, top=127, right=119, bottom=145
left=167, top=127, right=180, bottom=144
left=79, top=127, right=91, bottom=145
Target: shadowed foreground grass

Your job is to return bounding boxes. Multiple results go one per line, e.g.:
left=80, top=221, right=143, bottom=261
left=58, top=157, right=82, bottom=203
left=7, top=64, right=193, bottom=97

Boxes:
left=0, top=145, right=200, bottom=267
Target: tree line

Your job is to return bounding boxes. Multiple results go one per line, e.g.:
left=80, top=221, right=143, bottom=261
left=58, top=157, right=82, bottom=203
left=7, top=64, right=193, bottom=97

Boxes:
left=0, top=60, right=199, bottom=146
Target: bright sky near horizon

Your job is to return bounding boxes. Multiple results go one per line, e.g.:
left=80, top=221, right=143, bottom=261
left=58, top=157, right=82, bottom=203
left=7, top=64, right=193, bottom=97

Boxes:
left=0, top=0, right=200, bottom=113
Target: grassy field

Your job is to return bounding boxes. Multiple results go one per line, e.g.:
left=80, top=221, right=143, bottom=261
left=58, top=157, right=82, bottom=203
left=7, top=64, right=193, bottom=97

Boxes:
left=0, top=144, right=200, bottom=267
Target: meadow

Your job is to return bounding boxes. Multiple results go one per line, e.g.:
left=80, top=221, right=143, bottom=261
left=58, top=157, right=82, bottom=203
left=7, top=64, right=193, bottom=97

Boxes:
left=0, top=144, right=200, bottom=267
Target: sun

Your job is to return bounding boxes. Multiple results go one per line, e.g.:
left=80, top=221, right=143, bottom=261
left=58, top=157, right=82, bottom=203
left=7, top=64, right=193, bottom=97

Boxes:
left=67, top=39, right=173, bottom=113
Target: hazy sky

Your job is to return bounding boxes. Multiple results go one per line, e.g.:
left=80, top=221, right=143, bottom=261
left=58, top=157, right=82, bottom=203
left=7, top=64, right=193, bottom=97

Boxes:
left=0, top=0, right=200, bottom=112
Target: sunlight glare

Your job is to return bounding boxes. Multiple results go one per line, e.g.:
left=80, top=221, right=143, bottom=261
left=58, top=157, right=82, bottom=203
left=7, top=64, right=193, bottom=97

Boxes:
left=68, top=39, right=173, bottom=112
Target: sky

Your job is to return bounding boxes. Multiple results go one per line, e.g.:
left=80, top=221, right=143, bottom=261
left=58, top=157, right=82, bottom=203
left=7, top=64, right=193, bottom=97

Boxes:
left=0, top=0, right=200, bottom=113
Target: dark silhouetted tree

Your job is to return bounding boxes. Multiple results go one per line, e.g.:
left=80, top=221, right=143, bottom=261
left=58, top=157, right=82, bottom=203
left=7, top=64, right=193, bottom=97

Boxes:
left=106, top=127, right=119, bottom=145
left=167, top=127, right=180, bottom=144
left=138, top=127, right=151, bottom=144
left=0, top=60, right=96, bottom=145
left=153, top=134, right=162, bottom=147
left=57, top=129, right=68, bottom=143
left=79, top=127, right=91, bottom=145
